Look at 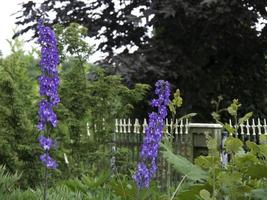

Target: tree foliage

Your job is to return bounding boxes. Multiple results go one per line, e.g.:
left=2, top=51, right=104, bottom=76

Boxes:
left=0, top=25, right=149, bottom=188
left=0, top=39, right=42, bottom=187
left=15, top=0, right=267, bottom=120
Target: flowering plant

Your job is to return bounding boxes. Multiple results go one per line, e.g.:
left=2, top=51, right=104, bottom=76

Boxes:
left=37, top=19, right=60, bottom=169
left=133, top=80, right=170, bottom=188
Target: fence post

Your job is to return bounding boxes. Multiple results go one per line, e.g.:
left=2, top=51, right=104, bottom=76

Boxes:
left=188, top=123, right=223, bottom=161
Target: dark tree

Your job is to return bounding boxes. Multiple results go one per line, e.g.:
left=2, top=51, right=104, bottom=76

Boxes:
left=15, top=0, right=267, bottom=120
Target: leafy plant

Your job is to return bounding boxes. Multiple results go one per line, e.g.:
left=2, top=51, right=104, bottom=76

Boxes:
left=161, top=100, right=267, bottom=200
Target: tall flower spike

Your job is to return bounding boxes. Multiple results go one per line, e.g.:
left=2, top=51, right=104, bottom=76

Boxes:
left=37, top=19, right=59, bottom=169
left=37, top=20, right=60, bottom=131
left=133, top=80, right=170, bottom=189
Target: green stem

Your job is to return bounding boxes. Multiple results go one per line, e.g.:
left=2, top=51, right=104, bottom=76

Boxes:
left=114, top=166, right=126, bottom=199
left=44, top=125, right=51, bottom=200
left=212, top=154, right=216, bottom=199
left=44, top=161, right=48, bottom=200
left=170, top=175, right=187, bottom=200
left=234, top=115, right=238, bottom=136
left=137, top=188, right=140, bottom=200
left=167, top=114, right=176, bottom=197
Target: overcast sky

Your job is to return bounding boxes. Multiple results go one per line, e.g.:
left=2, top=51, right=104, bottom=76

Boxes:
left=0, top=0, right=104, bottom=62
left=0, top=0, right=41, bottom=56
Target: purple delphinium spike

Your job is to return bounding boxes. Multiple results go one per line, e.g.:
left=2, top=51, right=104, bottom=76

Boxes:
left=37, top=20, right=60, bottom=131
left=133, top=80, right=170, bottom=189
left=37, top=19, right=60, bottom=169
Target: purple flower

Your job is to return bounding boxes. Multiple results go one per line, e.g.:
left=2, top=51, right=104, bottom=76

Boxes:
left=37, top=20, right=60, bottom=131
left=37, top=20, right=60, bottom=169
left=38, top=135, right=54, bottom=150
left=37, top=20, right=59, bottom=76
left=133, top=162, right=151, bottom=188
left=40, top=153, right=58, bottom=169
left=133, top=80, right=171, bottom=188
left=37, top=99, right=58, bottom=130
left=38, top=75, right=60, bottom=105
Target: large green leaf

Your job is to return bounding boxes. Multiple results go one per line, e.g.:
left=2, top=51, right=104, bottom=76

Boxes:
left=224, top=137, right=243, bottom=154
left=161, top=143, right=208, bottom=181
left=176, top=184, right=211, bottom=200
left=238, top=112, right=253, bottom=125
left=246, top=165, right=267, bottom=179
left=251, top=188, right=267, bottom=200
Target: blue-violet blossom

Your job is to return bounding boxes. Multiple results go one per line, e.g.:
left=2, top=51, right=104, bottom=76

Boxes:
left=40, top=153, right=58, bottom=169
left=38, top=135, right=54, bottom=150
left=133, top=80, right=170, bottom=188
left=37, top=19, right=60, bottom=169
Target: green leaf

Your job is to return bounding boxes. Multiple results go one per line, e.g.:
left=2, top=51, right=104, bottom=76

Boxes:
left=177, top=184, right=211, bottom=200
left=195, top=156, right=220, bottom=170
left=223, top=123, right=235, bottom=135
left=161, top=143, right=208, bottom=181
left=246, top=165, right=267, bottom=179
left=217, top=171, right=242, bottom=188
left=173, top=89, right=183, bottom=108
left=169, top=103, right=176, bottom=115
left=205, top=134, right=219, bottom=156
left=211, top=112, right=220, bottom=122
left=238, top=112, right=253, bottom=125
left=224, top=137, right=243, bottom=154
left=199, top=189, right=213, bottom=200
left=176, top=113, right=197, bottom=122
left=259, top=135, right=267, bottom=144
left=246, top=141, right=267, bottom=158
left=251, top=189, right=267, bottom=200
left=227, top=99, right=241, bottom=117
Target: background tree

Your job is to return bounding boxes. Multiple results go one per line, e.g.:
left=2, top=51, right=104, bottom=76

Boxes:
left=0, top=39, right=41, bottom=187
left=0, top=23, right=149, bottom=187
left=53, top=23, right=150, bottom=176
left=15, top=0, right=267, bottom=120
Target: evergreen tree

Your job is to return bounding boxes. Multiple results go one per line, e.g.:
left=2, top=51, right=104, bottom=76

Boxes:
left=0, top=39, right=41, bottom=187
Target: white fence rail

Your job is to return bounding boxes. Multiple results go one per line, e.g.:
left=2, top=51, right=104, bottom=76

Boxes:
left=228, top=118, right=267, bottom=136
left=115, top=118, right=190, bottom=134
left=114, top=118, right=267, bottom=136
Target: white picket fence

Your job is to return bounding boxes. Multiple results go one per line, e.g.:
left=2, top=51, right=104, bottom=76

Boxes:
left=115, top=118, right=190, bottom=134
left=228, top=118, right=267, bottom=136
left=114, top=118, right=267, bottom=136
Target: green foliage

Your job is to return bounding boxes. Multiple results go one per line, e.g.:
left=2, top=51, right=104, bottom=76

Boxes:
left=58, top=58, right=149, bottom=177
left=110, top=177, right=166, bottom=200
left=16, top=0, right=267, bottom=122
left=0, top=25, right=150, bottom=190
left=251, top=188, right=267, bottom=200
left=167, top=135, right=267, bottom=200
left=224, top=137, right=243, bottom=154
left=0, top=165, right=21, bottom=195
left=227, top=99, right=241, bottom=117
left=162, top=100, right=267, bottom=199
left=161, top=142, right=208, bottom=182
left=212, top=98, right=253, bottom=135
left=169, top=89, right=183, bottom=116
left=54, top=23, right=91, bottom=61
left=0, top=165, right=168, bottom=200
left=0, top=165, right=92, bottom=200
left=0, top=38, right=41, bottom=187
left=60, top=172, right=118, bottom=199
left=168, top=88, right=197, bottom=121
left=48, top=23, right=150, bottom=179
left=199, top=189, right=213, bottom=200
